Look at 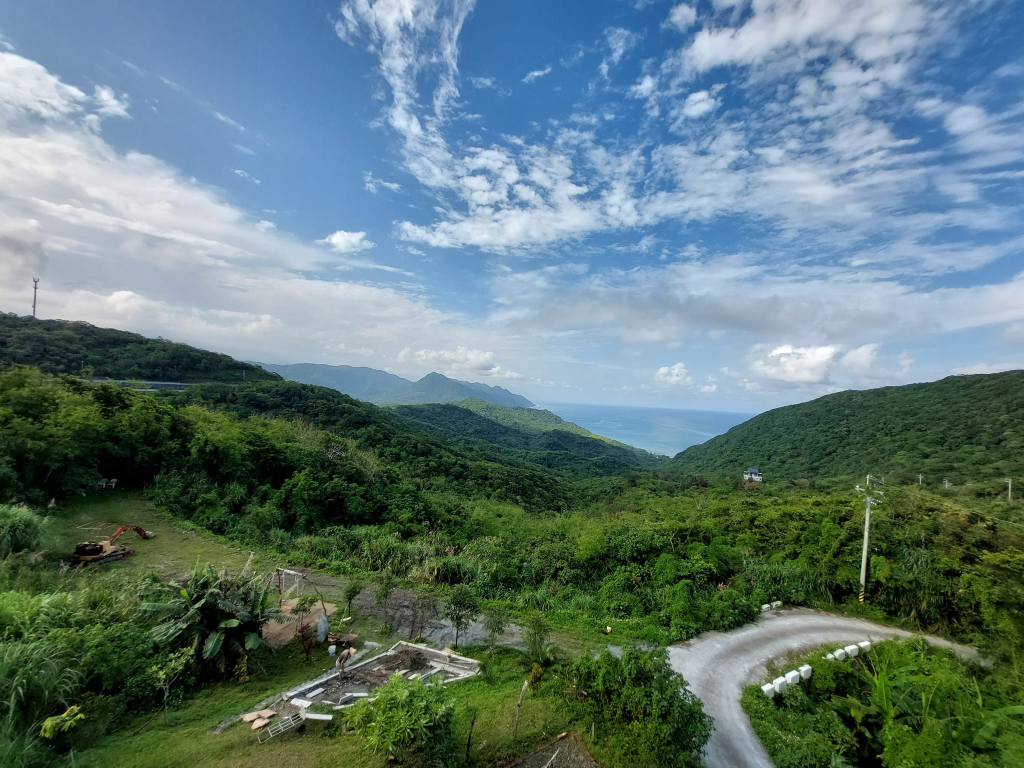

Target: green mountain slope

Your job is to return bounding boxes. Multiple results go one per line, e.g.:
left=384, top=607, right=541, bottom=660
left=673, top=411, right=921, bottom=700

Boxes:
left=159, top=380, right=572, bottom=511
left=0, top=314, right=278, bottom=384
left=455, top=397, right=660, bottom=453
left=372, top=371, right=535, bottom=407
left=257, top=361, right=411, bottom=399
left=390, top=399, right=662, bottom=477
left=662, top=371, right=1024, bottom=483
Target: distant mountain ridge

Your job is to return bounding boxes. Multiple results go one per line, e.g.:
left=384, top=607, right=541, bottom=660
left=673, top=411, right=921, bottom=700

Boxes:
left=257, top=362, right=535, bottom=408
left=256, top=362, right=411, bottom=400
left=662, top=371, right=1024, bottom=483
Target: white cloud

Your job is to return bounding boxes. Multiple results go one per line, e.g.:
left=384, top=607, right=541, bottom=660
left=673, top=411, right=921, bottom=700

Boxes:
left=399, top=345, right=523, bottom=379
left=675, top=0, right=937, bottom=78
left=953, top=361, right=1024, bottom=375
left=750, top=344, right=839, bottom=383
left=233, top=143, right=257, bottom=156
left=317, top=229, right=375, bottom=253
left=600, top=28, right=640, bottom=80
left=213, top=110, right=245, bottom=132
left=470, top=76, right=495, bottom=89
left=522, top=66, right=552, bottom=84
left=255, top=220, right=276, bottom=232
left=676, top=89, right=717, bottom=119
left=363, top=171, right=403, bottom=194
left=0, top=52, right=87, bottom=119
left=663, top=4, right=697, bottom=33
left=92, top=85, right=129, bottom=117
left=232, top=168, right=261, bottom=185
left=654, top=362, right=694, bottom=388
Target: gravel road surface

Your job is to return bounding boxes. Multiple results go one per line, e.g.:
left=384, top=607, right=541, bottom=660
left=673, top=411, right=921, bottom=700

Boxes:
left=667, top=608, right=982, bottom=768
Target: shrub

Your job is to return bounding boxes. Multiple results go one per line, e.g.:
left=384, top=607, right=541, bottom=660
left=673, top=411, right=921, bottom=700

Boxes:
left=565, top=647, right=711, bottom=768
left=0, top=506, right=43, bottom=558
left=344, top=674, right=455, bottom=765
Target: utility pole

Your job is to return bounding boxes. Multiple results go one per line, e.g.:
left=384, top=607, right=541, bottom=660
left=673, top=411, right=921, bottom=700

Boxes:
left=1007, top=478, right=1013, bottom=502
left=32, top=277, right=39, bottom=318
left=855, top=484, right=884, bottom=603
left=918, top=474, right=923, bottom=486
left=944, top=479, right=950, bottom=489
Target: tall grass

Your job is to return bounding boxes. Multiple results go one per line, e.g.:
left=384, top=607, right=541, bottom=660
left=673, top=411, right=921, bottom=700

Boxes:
left=0, top=505, right=43, bottom=558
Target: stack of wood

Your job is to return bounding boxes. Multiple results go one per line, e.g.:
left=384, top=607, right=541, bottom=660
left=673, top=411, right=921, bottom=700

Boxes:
left=241, top=709, right=277, bottom=730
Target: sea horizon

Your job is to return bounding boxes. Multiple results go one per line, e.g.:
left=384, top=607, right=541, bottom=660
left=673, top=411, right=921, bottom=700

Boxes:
left=538, top=401, right=755, bottom=458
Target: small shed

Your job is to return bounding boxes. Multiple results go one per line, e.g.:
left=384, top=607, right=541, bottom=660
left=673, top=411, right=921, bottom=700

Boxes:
left=743, top=468, right=763, bottom=482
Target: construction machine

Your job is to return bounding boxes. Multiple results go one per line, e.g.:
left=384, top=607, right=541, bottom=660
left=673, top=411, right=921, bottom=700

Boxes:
left=72, top=524, right=156, bottom=565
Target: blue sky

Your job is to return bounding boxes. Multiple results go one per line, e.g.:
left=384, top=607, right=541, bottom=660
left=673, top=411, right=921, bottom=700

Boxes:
left=0, top=0, right=1022, bottom=411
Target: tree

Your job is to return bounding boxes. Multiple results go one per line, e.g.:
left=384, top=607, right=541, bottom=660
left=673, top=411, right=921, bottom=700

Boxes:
left=410, top=588, right=438, bottom=640
left=442, top=585, right=479, bottom=648
left=482, top=604, right=509, bottom=655
left=566, top=647, right=711, bottom=768
left=375, top=572, right=396, bottom=632
left=292, top=594, right=318, bottom=627
left=150, top=648, right=194, bottom=725
left=524, top=611, right=556, bottom=667
left=142, top=563, right=280, bottom=677
left=344, top=578, right=364, bottom=616
left=344, top=674, right=455, bottom=764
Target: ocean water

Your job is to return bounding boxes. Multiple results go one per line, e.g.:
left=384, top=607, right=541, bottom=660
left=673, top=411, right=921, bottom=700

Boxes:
left=539, top=402, right=754, bottom=458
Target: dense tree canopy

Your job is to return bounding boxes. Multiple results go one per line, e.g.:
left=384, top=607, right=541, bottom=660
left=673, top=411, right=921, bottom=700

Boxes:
left=663, top=371, right=1024, bottom=484
left=0, top=314, right=278, bottom=384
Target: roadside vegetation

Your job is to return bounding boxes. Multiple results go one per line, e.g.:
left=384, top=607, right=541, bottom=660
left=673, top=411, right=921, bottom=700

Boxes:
left=742, top=638, right=1024, bottom=767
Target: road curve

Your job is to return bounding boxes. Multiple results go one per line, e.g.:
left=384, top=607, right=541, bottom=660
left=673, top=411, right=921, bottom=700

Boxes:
left=666, top=608, right=982, bottom=768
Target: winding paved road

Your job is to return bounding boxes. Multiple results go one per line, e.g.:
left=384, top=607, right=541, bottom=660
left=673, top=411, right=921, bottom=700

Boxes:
left=666, top=608, right=982, bottom=768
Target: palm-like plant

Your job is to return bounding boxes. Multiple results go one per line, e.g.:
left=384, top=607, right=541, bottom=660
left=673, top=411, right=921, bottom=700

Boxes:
left=141, top=562, right=280, bottom=677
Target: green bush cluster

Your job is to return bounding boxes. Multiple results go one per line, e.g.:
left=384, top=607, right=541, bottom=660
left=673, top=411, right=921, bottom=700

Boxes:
left=565, top=647, right=712, bottom=768
left=742, top=638, right=1024, bottom=767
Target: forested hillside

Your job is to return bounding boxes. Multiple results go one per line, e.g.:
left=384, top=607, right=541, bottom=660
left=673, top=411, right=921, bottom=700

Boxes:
left=663, top=371, right=1024, bottom=484
left=156, top=380, right=575, bottom=515
left=0, top=314, right=277, bottom=384
left=390, top=399, right=662, bottom=477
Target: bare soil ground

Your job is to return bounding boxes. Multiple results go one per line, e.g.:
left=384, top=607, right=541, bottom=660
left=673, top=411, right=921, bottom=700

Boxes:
left=505, top=733, right=599, bottom=768
left=264, top=598, right=337, bottom=648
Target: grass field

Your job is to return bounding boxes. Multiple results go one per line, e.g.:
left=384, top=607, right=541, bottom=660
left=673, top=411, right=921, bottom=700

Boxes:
left=48, top=492, right=268, bottom=579
left=46, top=494, right=592, bottom=768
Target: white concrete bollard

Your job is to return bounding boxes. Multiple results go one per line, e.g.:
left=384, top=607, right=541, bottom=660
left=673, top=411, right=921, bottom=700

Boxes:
left=771, top=600, right=782, bottom=609
left=844, top=644, right=859, bottom=658
left=761, top=683, right=776, bottom=698
left=824, top=653, right=835, bottom=661
left=761, top=604, right=771, bottom=612
left=785, top=670, right=801, bottom=685
left=798, top=664, right=812, bottom=680
left=858, top=641, right=872, bottom=652
left=772, top=676, right=788, bottom=694
left=833, top=649, right=847, bottom=661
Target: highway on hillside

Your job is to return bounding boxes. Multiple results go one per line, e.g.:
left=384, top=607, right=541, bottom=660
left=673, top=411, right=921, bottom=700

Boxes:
left=667, top=608, right=982, bottom=768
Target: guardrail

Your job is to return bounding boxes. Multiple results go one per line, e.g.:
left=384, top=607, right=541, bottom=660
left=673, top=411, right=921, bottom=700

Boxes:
left=760, top=640, right=872, bottom=697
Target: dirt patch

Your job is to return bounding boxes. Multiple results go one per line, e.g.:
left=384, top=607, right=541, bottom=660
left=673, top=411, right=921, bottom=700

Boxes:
left=264, top=598, right=337, bottom=648
left=505, top=733, right=600, bottom=768
left=345, top=647, right=429, bottom=686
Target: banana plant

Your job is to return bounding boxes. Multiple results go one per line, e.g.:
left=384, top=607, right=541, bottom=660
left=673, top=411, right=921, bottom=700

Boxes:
left=141, top=561, right=280, bottom=677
